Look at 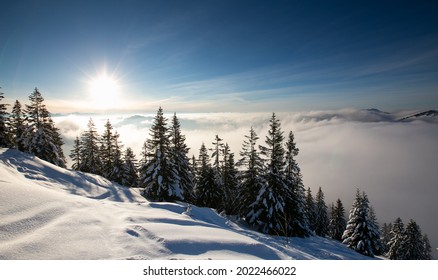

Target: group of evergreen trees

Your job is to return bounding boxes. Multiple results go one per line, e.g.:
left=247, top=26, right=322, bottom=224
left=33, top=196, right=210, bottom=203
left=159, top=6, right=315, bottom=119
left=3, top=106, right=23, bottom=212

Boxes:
left=70, top=118, right=139, bottom=188
left=70, top=108, right=313, bottom=237
left=0, top=88, right=66, bottom=167
left=381, top=218, right=432, bottom=260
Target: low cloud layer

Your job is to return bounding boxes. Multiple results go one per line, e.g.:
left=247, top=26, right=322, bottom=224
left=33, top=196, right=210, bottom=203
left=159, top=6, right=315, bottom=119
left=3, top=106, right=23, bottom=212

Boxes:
left=55, top=109, right=438, bottom=257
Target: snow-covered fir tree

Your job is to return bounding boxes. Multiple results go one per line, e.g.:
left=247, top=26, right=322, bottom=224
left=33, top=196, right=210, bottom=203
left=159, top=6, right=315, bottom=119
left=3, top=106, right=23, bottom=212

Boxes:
left=70, top=136, right=81, bottom=170
left=210, top=134, right=225, bottom=210
left=23, top=88, right=66, bottom=167
left=255, top=113, right=290, bottom=235
left=386, top=217, right=405, bottom=260
left=0, top=90, right=10, bottom=147
left=107, top=131, right=124, bottom=185
left=9, top=100, right=26, bottom=151
left=284, top=131, right=309, bottom=237
left=400, top=219, right=425, bottom=260
left=169, top=113, right=194, bottom=203
left=140, top=107, right=180, bottom=201
left=100, top=120, right=116, bottom=178
left=342, top=189, right=377, bottom=257
left=380, top=222, right=392, bottom=255
left=194, top=143, right=221, bottom=209
left=121, top=147, right=139, bottom=188
left=191, top=155, right=198, bottom=191
left=314, top=187, right=329, bottom=237
left=78, top=118, right=102, bottom=175
left=422, top=234, right=433, bottom=260
left=237, top=127, right=266, bottom=227
left=222, top=143, right=239, bottom=215
left=368, top=206, right=383, bottom=255
left=305, top=187, right=317, bottom=233
left=328, top=198, right=346, bottom=241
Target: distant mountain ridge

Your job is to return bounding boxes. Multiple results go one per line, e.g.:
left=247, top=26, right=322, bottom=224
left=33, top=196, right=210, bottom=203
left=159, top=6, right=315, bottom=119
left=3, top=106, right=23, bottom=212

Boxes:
left=398, top=110, right=438, bottom=122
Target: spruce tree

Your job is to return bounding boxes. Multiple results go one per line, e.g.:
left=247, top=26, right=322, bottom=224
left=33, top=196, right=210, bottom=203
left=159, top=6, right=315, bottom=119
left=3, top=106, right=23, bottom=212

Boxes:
left=342, top=189, right=376, bottom=257
left=284, top=131, right=309, bottom=237
left=237, top=127, right=266, bottom=226
left=368, top=206, right=383, bottom=255
left=169, top=113, right=194, bottom=203
left=386, top=217, right=405, bottom=260
left=108, top=131, right=124, bottom=184
left=305, top=187, right=317, bottom=233
left=255, top=113, right=290, bottom=235
left=423, top=234, right=433, bottom=260
left=79, top=118, right=102, bottom=175
left=314, top=187, right=329, bottom=236
left=0, top=89, right=11, bottom=147
left=380, top=222, right=392, bottom=255
left=121, top=147, right=139, bottom=188
left=70, top=136, right=81, bottom=170
left=329, top=198, right=347, bottom=241
left=194, top=143, right=220, bottom=208
left=140, top=107, right=179, bottom=201
left=8, top=100, right=26, bottom=151
left=210, top=134, right=225, bottom=210
left=23, top=88, right=66, bottom=167
left=400, top=219, right=425, bottom=260
left=100, top=120, right=115, bottom=178
left=222, top=143, right=239, bottom=215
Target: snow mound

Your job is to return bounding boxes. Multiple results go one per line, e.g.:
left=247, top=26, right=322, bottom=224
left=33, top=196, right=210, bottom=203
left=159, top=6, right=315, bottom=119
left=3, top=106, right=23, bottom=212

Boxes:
left=0, top=148, right=370, bottom=260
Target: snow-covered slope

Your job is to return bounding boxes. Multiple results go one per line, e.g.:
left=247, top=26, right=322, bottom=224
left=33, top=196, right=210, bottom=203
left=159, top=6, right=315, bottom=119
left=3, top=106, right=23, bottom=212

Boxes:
left=0, top=148, right=370, bottom=260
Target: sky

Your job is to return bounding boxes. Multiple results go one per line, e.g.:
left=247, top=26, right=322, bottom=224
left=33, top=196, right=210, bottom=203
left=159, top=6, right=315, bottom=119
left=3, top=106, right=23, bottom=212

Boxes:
left=1, top=0, right=438, bottom=113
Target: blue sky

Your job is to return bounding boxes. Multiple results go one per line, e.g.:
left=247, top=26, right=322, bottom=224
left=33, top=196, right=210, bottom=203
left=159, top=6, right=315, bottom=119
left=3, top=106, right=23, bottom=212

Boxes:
left=1, top=0, right=438, bottom=113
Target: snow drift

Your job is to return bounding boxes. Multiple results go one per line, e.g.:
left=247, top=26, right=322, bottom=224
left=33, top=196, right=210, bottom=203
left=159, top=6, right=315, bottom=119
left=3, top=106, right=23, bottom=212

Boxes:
left=0, top=148, right=369, bottom=260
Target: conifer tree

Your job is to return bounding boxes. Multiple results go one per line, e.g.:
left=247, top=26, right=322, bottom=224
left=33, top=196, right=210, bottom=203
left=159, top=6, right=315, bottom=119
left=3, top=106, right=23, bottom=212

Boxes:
left=121, top=147, right=139, bottom=188
left=342, top=189, right=376, bottom=257
left=284, top=131, right=309, bottom=237
left=329, top=198, right=346, bottom=241
left=237, top=127, right=266, bottom=225
left=100, top=120, right=115, bottom=178
left=0, top=89, right=11, bottom=147
left=78, top=118, right=102, bottom=175
left=400, top=219, right=425, bottom=260
left=222, top=143, right=239, bottom=215
left=380, top=222, right=392, bottom=254
left=368, top=206, right=383, bottom=255
left=314, top=187, right=329, bottom=236
left=70, top=136, right=81, bottom=170
left=108, top=131, right=124, bottom=184
left=23, top=88, right=66, bottom=167
left=140, top=107, right=179, bottom=201
left=386, top=217, right=405, bottom=260
left=169, top=113, right=194, bottom=203
left=305, top=187, right=317, bottom=233
left=422, top=234, right=433, bottom=260
left=194, top=143, right=220, bottom=208
left=254, top=113, right=290, bottom=235
left=191, top=155, right=198, bottom=191
left=210, top=134, right=225, bottom=209
left=8, top=100, right=26, bottom=151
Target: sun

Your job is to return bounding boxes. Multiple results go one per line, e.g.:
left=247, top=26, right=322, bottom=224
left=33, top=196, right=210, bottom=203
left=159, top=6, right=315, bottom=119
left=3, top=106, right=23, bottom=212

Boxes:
left=88, top=73, right=121, bottom=110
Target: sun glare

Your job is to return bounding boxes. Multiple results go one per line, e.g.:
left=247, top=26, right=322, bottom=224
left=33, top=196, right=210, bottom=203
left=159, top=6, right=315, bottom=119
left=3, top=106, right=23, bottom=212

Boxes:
left=88, top=74, right=121, bottom=110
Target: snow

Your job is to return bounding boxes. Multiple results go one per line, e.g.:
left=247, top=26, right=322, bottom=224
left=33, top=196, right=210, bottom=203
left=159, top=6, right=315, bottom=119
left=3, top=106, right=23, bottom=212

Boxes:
left=0, top=148, right=371, bottom=260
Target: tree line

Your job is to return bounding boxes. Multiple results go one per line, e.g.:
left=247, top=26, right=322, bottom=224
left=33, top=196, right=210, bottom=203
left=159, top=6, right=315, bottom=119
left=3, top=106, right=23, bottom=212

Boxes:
left=0, top=88, right=432, bottom=259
